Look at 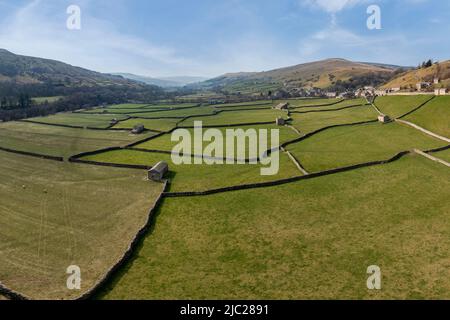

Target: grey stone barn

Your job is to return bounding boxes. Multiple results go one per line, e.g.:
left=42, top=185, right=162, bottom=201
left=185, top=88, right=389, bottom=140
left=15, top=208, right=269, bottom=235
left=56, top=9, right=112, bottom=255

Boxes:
left=132, top=124, right=145, bottom=134
left=148, top=161, right=169, bottom=182
left=276, top=117, right=286, bottom=126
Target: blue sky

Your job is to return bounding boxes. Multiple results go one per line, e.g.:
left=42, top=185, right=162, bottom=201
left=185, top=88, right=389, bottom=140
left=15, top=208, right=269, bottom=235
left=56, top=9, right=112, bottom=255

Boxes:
left=0, top=0, right=449, bottom=78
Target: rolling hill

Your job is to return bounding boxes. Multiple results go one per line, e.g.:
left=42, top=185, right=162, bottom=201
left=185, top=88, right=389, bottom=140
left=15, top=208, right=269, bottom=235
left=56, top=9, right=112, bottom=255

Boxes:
left=0, top=49, right=144, bottom=88
left=113, top=73, right=207, bottom=87
left=190, top=58, right=402, bottom=94
left=382, top=60, right=450, bottom=90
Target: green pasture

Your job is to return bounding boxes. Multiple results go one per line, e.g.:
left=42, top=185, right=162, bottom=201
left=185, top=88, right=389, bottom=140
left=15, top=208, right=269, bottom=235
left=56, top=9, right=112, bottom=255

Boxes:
left=113, top=118, right=180, bottom=132
left=133, top=124, right=300, bottom=156
left=0, top=121, right=156, bottom=157
left=27, top=113, right=129, bottom=129
left=81, top=149, right=300, bottom=192
left=287, top=122, right=446, bottom=172
left=0, top=150, right=164, bottom=299
left=290, top=105, right=378, bottom=135
left=374, top=95, right=433, bottom=118
left=100, top=154, right=450, bottom=299
left=180, top=109, right=289, bottom=127
left=403, top=96, right=450, bottom=138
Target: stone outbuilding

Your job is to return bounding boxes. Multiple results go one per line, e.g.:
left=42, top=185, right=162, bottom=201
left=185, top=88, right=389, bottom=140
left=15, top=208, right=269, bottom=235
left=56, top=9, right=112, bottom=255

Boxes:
left=378, top=114, right=391, bottom=123
left=131, top=124, right=145, bottom=134
left=276, top=117, right=286, bottom=126
left=148, top=161, right=169, bottom=182
left=273, top=102, right=289, bottom=110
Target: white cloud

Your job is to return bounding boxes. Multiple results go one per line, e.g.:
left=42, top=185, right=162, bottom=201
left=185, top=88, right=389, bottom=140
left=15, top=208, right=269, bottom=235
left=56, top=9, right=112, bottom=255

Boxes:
left=0, top=0, right=194, bottom=77
left=301, top=0, right=365, bottom=13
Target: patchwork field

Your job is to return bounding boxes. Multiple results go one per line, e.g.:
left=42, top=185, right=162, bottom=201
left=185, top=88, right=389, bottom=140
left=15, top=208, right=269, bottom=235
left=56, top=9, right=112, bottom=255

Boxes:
left=100, top=155, right=450, bottom=299
left=1, top=96, right=449, bottom=300
left=180, top=109, right=289, bottom=127
left=374, top=95, right=433, bottom=118
left=286, top=122, right=446, bottom=172
left=0, top=151, right=164, bottom=299
left=403, top=96, right=450, bottom=138
left=27, top=113, right=130, bottom=129
left=290, top=105, right=378, bottom=135
left=0, top=121, right=156, bottom=157
left=81, top=149, right=300, bottom=192
left=113, top=118, right=180, bottom=132
left=133, top=124, right=300, bottom=155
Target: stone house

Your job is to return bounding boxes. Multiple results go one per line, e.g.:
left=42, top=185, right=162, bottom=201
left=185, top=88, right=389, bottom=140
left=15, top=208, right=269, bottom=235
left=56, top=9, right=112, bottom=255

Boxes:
left=132, top=124, right=145, bottom=134
left=434, top=88, right=448, bottom=96
left=273, top=102, right=289, bottom=110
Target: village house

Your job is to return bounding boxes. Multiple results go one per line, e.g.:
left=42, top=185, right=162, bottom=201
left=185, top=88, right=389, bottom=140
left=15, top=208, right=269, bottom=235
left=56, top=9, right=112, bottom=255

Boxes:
left=276, top=117, right=286, bottom=126
left=434, top=78, right=440, bottom=84
left=273, top=102, right=289, bottom=110
left=325, top=92, right=337, bottom=98
left=378, top=114, right=391, bottom=123
left=131, top=124, right=145, bottom=134
left=148, top=161, right=169, bottom=182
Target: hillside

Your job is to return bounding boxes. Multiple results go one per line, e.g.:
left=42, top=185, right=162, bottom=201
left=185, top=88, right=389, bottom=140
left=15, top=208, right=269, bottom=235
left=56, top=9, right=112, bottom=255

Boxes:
left=382, top=60, right=450, bottom=90
left=0, top=49, right=144, bottom=88
left=114, top=73, right=207, bottom=87
left=190, top=58, right=400, bottom=94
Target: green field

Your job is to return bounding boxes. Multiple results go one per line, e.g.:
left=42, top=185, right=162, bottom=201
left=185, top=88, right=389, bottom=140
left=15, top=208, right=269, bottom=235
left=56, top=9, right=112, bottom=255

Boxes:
left=180, top=109, right=289, bottom=127
left=287, top=122, right=446, bottom=172
left=28, top=113, right=129, bottom=128
left=434, top=148, right=450, bottom=162
left=403, top=96, right=450, bottom=138
left=134, top=106, right=217, bottom=118
left=113, top=118, right=180, bottom=132
left=100, top=154, right=450, bottom=299
left=0, top=151, right=164, bottom=299
left=81, top=149, right=300, bottom=192
left=292, top=98, right=368, bottom=111
left=285, top=98, right=343, bottom=108
left=133, top=124, right=300, bottom=155
left=290, top=105, right=378, bottom=135
left=374, top=95, right=433, bottom=118
left=0, top=121, right=156, bottom=157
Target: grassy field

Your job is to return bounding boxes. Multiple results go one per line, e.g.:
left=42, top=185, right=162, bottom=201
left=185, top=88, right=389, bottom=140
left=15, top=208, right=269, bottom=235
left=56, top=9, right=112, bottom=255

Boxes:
left=284, top=98, right=343, bottom=108
left=0, top=121, right=156, bottom=157
left=81, top=149, right=300, bottom=192
left=287, top=122, right=446, bottom=172
left=212, top=101, right=273, bottom=108
left=434, top=148, right=450, bottom=162
left=290, top=105, right=378, bottom=135
left=113, top=118, right=180, bottom=132
left=180, top=109, right=289, bottom=127
left=374, top=95, right=433, bottom=118
left=292, top=98, right=368, bottom=111
left=134, top=106, right=217, bottom=118
left=403, top=96, right=450, bottom=138
left=100, top=154, right=450, bottom=299
left=133, top=124, right=300, bottom=155
left=0, top=150, right=164, bottom=299
left=28, top=113, right=129, bottom=128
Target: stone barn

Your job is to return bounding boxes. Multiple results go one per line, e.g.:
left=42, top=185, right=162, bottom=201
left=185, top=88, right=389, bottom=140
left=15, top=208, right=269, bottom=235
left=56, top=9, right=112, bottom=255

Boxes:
left=276, top=117, right=286, bottom=126
left=274, top=102, right=289, bottom=110
left=148, top=161, right=169, bottom=182
left=132, top=124, right=145, bottom=134
left=378, top=114, right=391, bottom=123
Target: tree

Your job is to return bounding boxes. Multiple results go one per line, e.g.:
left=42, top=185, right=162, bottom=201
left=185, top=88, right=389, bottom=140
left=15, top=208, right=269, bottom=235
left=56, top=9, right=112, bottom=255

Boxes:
left=425, top=59, right=433, bottom=68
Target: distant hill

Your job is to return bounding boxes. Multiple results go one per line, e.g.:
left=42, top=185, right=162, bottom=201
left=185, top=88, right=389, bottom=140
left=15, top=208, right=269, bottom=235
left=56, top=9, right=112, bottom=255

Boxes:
left=114, top=73, right=208, bottom=87
left=0, top=49, right=144, bottom=88
left=381, top=60, right=450, bottom=90
left=189, top=58, right=402, bottom=94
